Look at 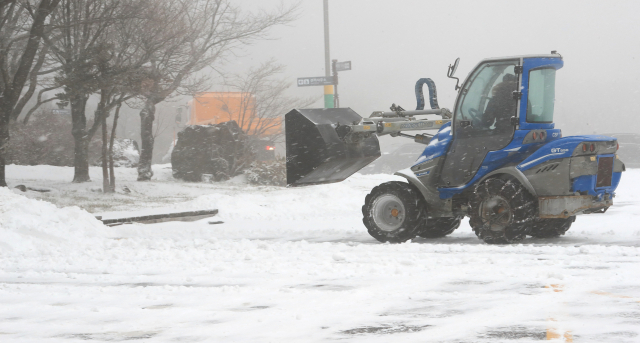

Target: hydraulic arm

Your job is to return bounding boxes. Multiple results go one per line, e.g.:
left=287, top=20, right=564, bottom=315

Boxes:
left=285, top=76, right=450, bottom=186
left=335, top=107, right=452, bottom=145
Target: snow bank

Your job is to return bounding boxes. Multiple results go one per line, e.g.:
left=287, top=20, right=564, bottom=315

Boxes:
left=0, top=187, right=106, bottom=255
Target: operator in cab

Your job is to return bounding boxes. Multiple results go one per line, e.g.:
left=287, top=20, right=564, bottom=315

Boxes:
left=482, top=73, right=517, bottom=132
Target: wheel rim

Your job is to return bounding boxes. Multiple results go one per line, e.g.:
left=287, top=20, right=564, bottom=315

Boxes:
left=372, top=194, right=406, bottom=231
left=479, top=195, right=512, bottom=231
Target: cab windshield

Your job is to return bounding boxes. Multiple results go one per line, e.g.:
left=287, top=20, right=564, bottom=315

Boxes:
left=527, top=67, right=556, bottom=123
left=455, top=61, right=518, bottom=135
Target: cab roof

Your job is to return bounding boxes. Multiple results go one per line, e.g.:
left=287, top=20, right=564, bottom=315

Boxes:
left=479, top=53, right=563, bottom=63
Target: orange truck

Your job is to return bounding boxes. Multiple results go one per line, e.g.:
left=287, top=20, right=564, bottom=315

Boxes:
left=187, top=92, right=278, bottom=159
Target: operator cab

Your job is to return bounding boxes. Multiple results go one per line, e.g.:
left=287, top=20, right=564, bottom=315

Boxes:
left=439, top=54, right=564, bottom=187
left=457, top=61, right=519, bottom=133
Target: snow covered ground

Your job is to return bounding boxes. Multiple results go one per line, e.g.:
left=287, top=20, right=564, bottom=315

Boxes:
left=1, top=165, right=640, bottom=342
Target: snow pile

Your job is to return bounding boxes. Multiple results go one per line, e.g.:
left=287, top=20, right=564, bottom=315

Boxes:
left=0, top=187, right=106, bottom=254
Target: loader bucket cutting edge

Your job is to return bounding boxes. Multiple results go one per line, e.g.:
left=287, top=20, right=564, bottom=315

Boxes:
left=285, top=108, right=381, bottom=186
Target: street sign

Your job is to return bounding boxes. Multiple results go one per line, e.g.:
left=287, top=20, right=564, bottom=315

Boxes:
left=52, top=109, right=70, bottom=115
left=335, top=61, right=351, bottom=71
left=297, top=76, right=335, bottom=87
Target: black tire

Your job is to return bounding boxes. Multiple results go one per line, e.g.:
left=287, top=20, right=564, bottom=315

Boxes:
left=529, top=216, right=575, bottom=238
left=469, top=178, right=536, bottom=244
left=417, top=217, right=462, bottom=238
left=362, top=181, right=426, bottom=243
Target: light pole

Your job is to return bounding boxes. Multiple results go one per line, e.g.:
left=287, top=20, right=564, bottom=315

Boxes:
left=323, top=0, right=333, bottom=108
left=332, top=59, right=338, bottom=108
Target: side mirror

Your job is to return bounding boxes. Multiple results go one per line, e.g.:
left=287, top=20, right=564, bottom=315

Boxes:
left=447, top=57, right=461, bottom=91
left=447, top=58, right=460, bottom=78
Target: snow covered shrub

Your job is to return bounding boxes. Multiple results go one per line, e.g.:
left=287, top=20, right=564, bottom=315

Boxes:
left=172, top=121, right=255, bottom=182
left=93, top=139, right=140, bottom=167
left=7, top=109, right=102, bottom=166
left=211, top=157, right=230, bottom=181
left=244, top=158, right=286, bottom=186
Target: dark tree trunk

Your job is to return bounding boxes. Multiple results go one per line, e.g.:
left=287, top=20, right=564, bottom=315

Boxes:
left=108, top=104, right=122, bottom=193
left=0, top=116, right=8, bottom=187
left=137, top=98, right=156, bottom=181
left=73, top=137, right=90, bottom=182
left=108, top=156, right=116, bottom=191
left=0, top=0, right=61, bottom=187
left=70, top=94, right=90, bottom=183
left=0, top=156, right=5, bottom=187
left=101, top=113, right=110, bottom=192
left=0, top=95, right=14, bottom=187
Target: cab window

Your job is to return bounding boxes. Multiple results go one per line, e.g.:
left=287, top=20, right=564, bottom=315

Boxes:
left=455, top=61, right=518, bottom=135
left=527, top=68, right=556, bottom=123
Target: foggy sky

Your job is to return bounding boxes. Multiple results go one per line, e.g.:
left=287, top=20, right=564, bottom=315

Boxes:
left=233, top=0, right=640, bottom=136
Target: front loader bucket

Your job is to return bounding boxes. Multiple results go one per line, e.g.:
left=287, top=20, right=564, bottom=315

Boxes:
left=286, top=108, right=381, bottom=186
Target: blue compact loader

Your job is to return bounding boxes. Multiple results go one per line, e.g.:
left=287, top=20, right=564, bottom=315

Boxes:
left=285, top=53, right=626, bottom=244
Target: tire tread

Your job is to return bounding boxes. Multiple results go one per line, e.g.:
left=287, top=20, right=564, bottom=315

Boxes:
left=362, top=181, right=426, bottom=243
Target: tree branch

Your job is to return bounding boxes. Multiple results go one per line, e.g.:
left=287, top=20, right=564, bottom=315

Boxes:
left=22, top=87, right=59, bottom=124
left=11, top=44, right=49, bottom=120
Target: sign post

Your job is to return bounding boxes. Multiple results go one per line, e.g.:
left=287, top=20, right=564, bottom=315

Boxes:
left=297, top=76, right=336, bottom=107
left=331, top=60, right=351, bottom=108
left=296, top=76, right=335, bottom=87
left=332, top=60, right=338, bottom=108
left=297, top=61, right=351, bottom=108
left=323, top=0, right=332, bottom=108
left=335, top=61, right=351, bottom=72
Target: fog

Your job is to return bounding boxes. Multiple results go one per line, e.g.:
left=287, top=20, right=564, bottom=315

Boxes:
left=233, top=0, right=640, bottom=137
left=68, top=0, right=640, bottom=162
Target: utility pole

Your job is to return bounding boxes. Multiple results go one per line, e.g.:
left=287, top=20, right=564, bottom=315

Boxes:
left=332, top=59, right=339, bottom=108
left=323, top=0, right=334, bottom=108
left=297, top=2, right=349, bottom=105
left=331, top=60, right=351, bottom=108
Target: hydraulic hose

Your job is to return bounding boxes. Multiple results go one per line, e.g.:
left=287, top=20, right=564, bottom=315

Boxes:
left=415, top=78, right=439, bottom=110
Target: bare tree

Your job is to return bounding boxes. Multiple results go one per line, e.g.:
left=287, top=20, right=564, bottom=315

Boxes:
left=44, top=0, right=165, bottom=185
left=93, top=1, right=172, bottom=193
left=219, top=60, right=316, bottom=141
left=135, top=0, right=298, bottom=181
left=0, top=0, right=61, bottom=187
left=43, top=0, right=125, bottom=182
left=211, top=60, right=315, bottom=176
left=105, top=102, right=121, bottom=192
